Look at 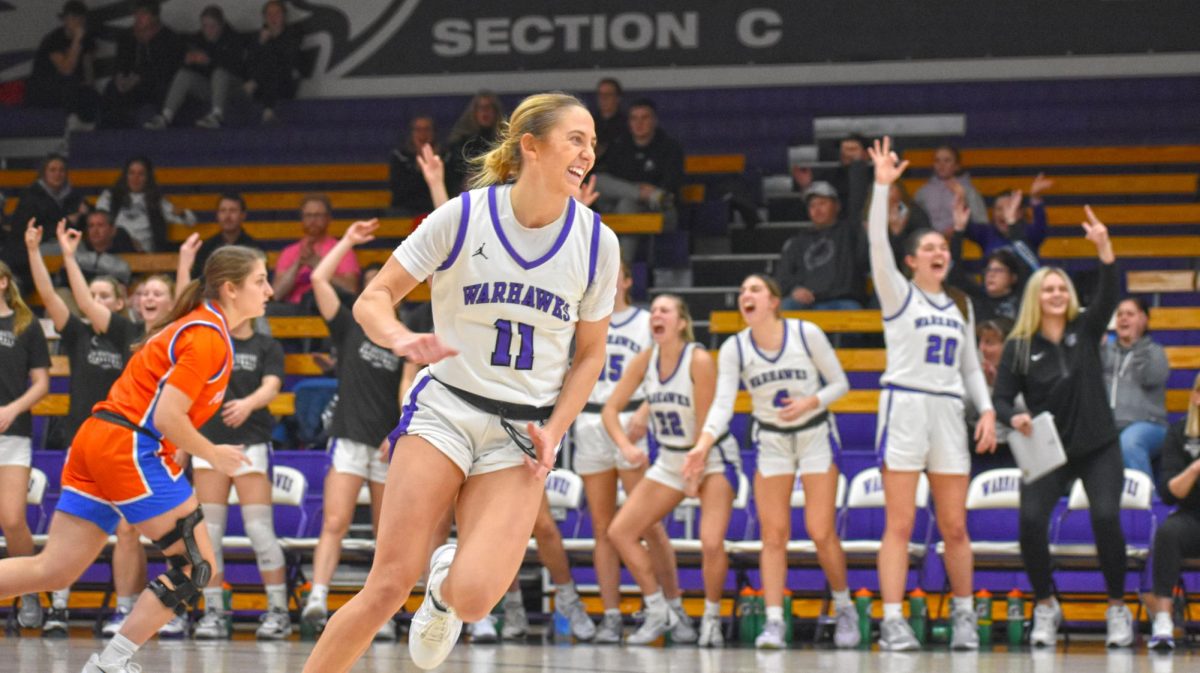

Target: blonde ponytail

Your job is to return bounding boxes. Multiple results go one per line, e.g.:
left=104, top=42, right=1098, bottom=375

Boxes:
left=0, top=261, right=33, bottom=335
left=468, top=92, right=588, bottom=189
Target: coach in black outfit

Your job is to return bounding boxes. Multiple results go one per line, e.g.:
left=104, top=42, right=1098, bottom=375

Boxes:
left=992, top=206, right=1131, bottom=647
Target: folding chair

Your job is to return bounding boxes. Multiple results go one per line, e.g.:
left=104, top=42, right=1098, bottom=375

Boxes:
left=4, top=468, right=50, bottom=633
left=838, top=467, right=933, bottom=580
left=225, top=465, right=311, bottom=609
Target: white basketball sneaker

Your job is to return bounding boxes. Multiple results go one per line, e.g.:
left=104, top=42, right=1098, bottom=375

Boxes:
left=408, top=544, right=462, bottom=670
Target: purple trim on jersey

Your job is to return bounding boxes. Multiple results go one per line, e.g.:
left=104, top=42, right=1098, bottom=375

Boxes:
left=734, top=333, right=745, bottom=371
left=437, top=192, right=471, bottom=271
left=885, top=383, right=962, bottom=400
left=610, top=307, right=643, bottom=329
left=876, top=389, right=895, bottom=467
left=750, top=319, right=788, bottom=364
left=881, top=284, right=914, bottom=322
left=796, top=319, right=812, bottom=358
left=487, top=185, right=575, bottom=270
left=913, top=284, right=956, bottom=312
left=657, top=342, right=692, bottom=385
left=587, top=211, right=601, bottom=288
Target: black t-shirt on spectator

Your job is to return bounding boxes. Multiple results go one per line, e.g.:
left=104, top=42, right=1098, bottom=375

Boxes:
left=182, top=25, right=246, bottom=78
left=193, top=230, right=260, bottom=277
left=602, top=129, right=685, bottom=196
left=593, top=111, right=626, bottom=168
left=29, top=28, right=97, bottom=98
left=389, top=146, right=437, bottom=215
left=113, top=26, right=185, bottom=98
left=328, top=305, right=403, bottom=447
left=200, top=332, right=284, bottom=446
left=0, top=315, right=51, bottom=438
left=58, top=312, right=141, bottom=445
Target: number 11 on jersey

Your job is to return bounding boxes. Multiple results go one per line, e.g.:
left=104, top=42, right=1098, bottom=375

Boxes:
left=491, top=319, right=534, bottom=370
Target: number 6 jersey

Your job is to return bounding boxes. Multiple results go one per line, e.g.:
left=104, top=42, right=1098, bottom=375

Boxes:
left=392, top=184, right=620, bottom=407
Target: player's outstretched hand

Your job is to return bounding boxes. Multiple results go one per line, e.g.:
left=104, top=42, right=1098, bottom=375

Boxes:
left=867, top=136, right=910, bottom=187
left=391, top=332, right=458, bottom=364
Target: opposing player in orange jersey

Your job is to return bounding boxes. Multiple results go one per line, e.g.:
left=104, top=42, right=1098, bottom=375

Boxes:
left=0, top=243, right=272, bottom=673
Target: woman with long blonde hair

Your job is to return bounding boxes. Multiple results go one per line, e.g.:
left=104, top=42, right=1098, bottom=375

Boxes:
left=1147, top=372, right=1200, bottom=650
left=992, top=205, right=1130, bottom=648
left=301, top=92, right=619, bottom=672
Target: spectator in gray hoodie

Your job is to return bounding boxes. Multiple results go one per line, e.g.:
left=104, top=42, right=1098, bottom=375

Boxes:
left=1103, top=297, right=1170, bottom=478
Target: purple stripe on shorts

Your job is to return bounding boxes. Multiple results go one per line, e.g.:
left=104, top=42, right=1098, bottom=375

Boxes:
left=876, top=389, right=894, bottom=468
left=389, top=375, right=433, bottom=450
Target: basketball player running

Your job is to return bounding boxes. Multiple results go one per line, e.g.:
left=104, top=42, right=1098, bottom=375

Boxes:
left=867, top=137, right=996, bottom=651
left=692, top=272, right=857, bottom=649
left=299, top=92, right=619, bottom=672
left=0, top=245, right=270, bottom=673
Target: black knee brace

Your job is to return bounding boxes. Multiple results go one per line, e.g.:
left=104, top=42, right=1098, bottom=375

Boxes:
left=147, top=508, right=211, bottom=615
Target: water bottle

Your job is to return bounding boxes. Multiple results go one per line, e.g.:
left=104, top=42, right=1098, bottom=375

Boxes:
left=553, top=604, right=571, bottom=641
left=854, top=588, right=873, bottom=646
left=298, top=583, right=316, bottom=640
left=781, top=590, right=793, bottom=643
left=975, top=589, right=993, bottom=646
left=222, top=582, right=234, bottom=633
left=908, top=589, right=927, bottom=645
left=1006, top=589, right=1025, bottom=647
left=737, top=587, right=761, bottom=644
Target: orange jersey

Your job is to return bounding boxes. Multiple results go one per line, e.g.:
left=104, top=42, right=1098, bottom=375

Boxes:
left=94, top=301, right=235, bottom=462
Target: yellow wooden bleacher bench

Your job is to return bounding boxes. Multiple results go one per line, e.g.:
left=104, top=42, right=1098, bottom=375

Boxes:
left=901, top=174, right=1198, bottom=199
left=1046, top=203, right=1200, bottom=228
left=709, top=308, right=1200, bottom=335
left=1127, top=270, right=1199, bottom=294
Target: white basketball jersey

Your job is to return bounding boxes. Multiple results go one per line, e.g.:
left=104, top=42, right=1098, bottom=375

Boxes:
left=881, top=284, right=970, bottom=396
left=642, top=343, right=700, bottom=449
left=734, top=319, right=826, bottom=427
left=589, top=307, right=652, bottom=405
left=427, top=185, right=610, bottom=407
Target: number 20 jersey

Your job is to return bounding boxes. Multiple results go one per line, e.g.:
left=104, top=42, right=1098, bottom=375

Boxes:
left=880, top=283, right=971, bottom=396
left=423, top=185, right=617, bottom=408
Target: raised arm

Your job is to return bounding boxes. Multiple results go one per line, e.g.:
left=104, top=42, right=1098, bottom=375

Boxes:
left=865, top=137, right=913, bottom=317
left=1080, top=205, right=1119, bottom=338
left=312, top=219, right=377, bottom=321
left=57, top=219, right=114, bottom=333
left=416, top=144, right=449, bottom=210
left=24, top=219, right=70, bottom=330
left=175, top=233, right=201, bottom=299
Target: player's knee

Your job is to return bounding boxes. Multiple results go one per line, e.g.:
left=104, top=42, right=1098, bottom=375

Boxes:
left=884, top=515, right=915, bottom=538
left=760, top=525, right=790, bottom=552
left=939, top=519, right=969, bottom=546
left=0, top=507, right=28, bottom=532
left=807, top=521, right=838, bottom=549
left=700, top=534, right=726, bottom=560
left=319, top=511, right=353, bottom=538
left=148, top=508, right=211, bottom=614
left=243, top=504, right=285, bottom=573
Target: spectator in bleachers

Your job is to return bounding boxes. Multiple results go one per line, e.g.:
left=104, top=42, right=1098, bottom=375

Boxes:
left=593, top=98, right=684, bottom=215
left=993, top=206, right=1133, bottom=648
left=6, top=153, right=87, bottom=290
left=243, top=0, right=303, bottom=125
left=68, top=209, right=135, bottom=286
left=193, top=193, right=260, bottom=276
left=776, top=181, right=867, bottom=310
left=794, top=134, right=871, bottom=214
left=26, top=1, right=100, bottom=134
left=592, top=78, right=625, bottom=168
left=0, top=259, right=51, bottom=631
left=145, top=5, right=246, bottom=130
left=1147, top=371, right=1200, bottom=650
left=300, top=219, right=416, bottom=641
left=99, top=0, right=185, bottom=128
left=273, top=194, right=359, bottom=307
left=389, top=115, right=449, bottom=215
left=969, top=317, right=1019, bottom=475
left=445, top=91, right=505, bottom=194
left=1102, top=297, right=1170, bottom=479
left=914, top=145, right=988, bottom=234
left=948, top=237, right=1023, bottom=324
left=96, top=156, right=195, bottom=253
left=24, top=218, right=147, bottom=636
left=956, top=173, right=1053, bottom=273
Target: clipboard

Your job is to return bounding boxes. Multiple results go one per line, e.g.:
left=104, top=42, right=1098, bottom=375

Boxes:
left=1007, top=411, right=1067, bottom=484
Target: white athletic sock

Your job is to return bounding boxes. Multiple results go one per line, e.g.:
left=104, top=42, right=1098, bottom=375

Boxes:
left=952, top=596, right=974, bottom=614
left=765, top=605, right=784, bottom=623
left=52, top=589, right=69, bottom=610
left=504, top=590, right=523, bottom=606
left=98, top=633, right=138, bottom=668
left=604, top=608, right=621, bottom=618
left=309, top=584, right=329, bottom=604
left=644, top=591, right=667, bottom=613
left=704, top=600, right=721, bottom=618
left=666, top=595, right=683, bottom=610
left=556, top=582, right=579, bottom=605
left=203, top=587, right=224, bottom=612
left=883, top=603, right=904, bottom=621
left=266, top=584, right=288, bottom=612
left=116, top=595, right=136, bottom=613
left=831, top=589, right=852, bottom=609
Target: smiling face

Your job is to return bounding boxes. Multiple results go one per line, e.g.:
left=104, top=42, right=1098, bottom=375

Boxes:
left=649, top=295, right=688, bottom=345
left=906, top=231, right=950, bottom=285
left=224, top=259, right=273, bottom=321
left=1114, top=299, right=1148, bottom=346
left=139, top=278, right=173, bottom=325
left=1037, top=270, right=1072, bottom=320
left=739, top=274, right=780, bottom=326
left=528, top=105, right=596, bottom=199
